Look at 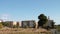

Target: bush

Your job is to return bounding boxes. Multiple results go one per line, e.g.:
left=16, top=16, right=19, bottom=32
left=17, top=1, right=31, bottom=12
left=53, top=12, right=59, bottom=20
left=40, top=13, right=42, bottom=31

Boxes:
left=0, top=23, right=3, bottom=28
left=13, top=25, right=17, bottom=28
left=13, top=25, right=19, bottom=28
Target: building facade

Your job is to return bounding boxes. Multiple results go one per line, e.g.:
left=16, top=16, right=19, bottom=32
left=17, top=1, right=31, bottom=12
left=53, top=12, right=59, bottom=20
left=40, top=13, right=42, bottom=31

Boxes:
left=4, top=21, right=20, bottom=28
left=21, top=20, right=36, bottom=28
left=46, top=17, right=55, bottom=28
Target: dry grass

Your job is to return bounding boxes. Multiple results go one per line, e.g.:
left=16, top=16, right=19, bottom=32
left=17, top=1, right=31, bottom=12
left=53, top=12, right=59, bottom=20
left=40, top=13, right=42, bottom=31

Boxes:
left=0, top=28, right=51, bottom=34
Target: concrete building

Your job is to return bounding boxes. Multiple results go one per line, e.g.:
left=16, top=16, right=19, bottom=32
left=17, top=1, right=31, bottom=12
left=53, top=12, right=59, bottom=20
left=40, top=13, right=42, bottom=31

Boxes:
left=21, top=20, right=36, bottom=28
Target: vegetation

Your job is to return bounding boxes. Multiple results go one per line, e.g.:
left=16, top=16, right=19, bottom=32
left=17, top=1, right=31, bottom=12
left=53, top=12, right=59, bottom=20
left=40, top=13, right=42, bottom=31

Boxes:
left=0, top=28, right=51, bottom=34
left=55, top=25, right=60, bottom=31
left=0, top=23, right=3, bottom=28
left=0, top=32, right=51, bottom=34
left=2, top=22, right=9, bottom=27
left=13, top=23, right=19, bottom=28
left=38, top=14, right=48, bottom=28
left=13, top=25, right=18, bottom=28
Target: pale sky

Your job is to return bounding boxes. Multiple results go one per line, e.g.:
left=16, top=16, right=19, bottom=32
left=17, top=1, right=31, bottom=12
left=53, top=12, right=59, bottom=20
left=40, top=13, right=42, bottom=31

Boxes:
left=0, top=0, right=60, bottom=25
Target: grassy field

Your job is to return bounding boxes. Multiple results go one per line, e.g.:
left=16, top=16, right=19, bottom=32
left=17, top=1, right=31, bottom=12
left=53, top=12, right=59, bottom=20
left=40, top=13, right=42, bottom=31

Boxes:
left=0, top=31, right=51, bottom=34
left=55, top=25, right=60, bottom=31
left=0, top=28, right=51, bottom=34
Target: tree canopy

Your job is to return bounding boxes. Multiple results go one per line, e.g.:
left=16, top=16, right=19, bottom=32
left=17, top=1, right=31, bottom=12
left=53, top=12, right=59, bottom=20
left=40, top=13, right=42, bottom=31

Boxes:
left=38, top=14, right=48, bottom=28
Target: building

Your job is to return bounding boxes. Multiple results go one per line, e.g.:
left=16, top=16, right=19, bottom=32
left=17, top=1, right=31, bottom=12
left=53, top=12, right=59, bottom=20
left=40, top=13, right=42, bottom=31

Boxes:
left=46, top=16, right=55, bottom=28
left=18, top=21, right=21, bottom=27
left=21, top=20, right=36, bottom=28
left=13, top=21, right=17, bottom=25
left=46, top=20, right=53, bottom=27
left=0, top=19, right=3, bottom=23
left=4, top=21, right=20, bottom=28
left=4, top=21, right=13, bottom=27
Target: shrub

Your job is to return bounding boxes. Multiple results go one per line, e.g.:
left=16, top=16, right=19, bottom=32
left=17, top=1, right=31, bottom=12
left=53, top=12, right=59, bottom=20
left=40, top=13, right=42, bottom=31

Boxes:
left=0, top=23, right=3, bottom=28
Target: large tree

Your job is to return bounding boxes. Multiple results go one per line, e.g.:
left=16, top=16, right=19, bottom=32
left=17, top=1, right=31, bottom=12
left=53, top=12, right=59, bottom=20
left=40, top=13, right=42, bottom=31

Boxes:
left=38, top=14, right=48, bottom=28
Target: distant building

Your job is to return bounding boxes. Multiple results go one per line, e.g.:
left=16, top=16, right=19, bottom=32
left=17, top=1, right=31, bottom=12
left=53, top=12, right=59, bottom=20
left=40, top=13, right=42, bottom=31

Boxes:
left=46, top=20, right=53, bottom=27
left=21, top=20, right=36, bottom=28
left=13, top=21, right=17, bottom=25
left=4, top=21, right=20, bottom=28
left=18, top=21, right=21, bottom=27
left=0, top=19, right=3, bottom=23
left=46, top=16, right=55, bottom=28
left=4, top=21, right=13, bottom=27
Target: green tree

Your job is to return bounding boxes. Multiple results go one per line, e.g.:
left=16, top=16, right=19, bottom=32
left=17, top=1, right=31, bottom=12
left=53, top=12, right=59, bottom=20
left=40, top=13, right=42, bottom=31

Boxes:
left=38, top=14, right=48, bottom=28
left=2, top=22, right=9, bottom=27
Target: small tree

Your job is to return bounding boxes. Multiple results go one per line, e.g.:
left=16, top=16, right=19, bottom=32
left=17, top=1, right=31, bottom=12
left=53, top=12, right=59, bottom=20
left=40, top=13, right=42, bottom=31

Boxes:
left=16, top=22, right=19, bottom=28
